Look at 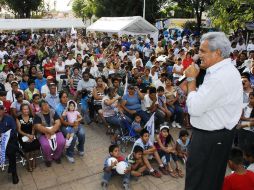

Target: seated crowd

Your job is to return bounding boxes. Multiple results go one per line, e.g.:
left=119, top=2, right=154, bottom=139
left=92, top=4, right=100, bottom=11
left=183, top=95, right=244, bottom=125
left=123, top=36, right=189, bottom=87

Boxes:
left=0, top=29, right=253, bottom=189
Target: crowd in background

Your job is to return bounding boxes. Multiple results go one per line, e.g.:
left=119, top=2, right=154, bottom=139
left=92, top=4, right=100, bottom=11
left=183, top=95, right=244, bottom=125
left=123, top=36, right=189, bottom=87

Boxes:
left=0, top=28, right=254, bottom=189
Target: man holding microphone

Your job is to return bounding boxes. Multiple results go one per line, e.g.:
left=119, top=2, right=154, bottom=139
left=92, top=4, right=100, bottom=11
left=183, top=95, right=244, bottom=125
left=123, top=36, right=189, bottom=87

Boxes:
left=183, top=32, right=243, bottom=190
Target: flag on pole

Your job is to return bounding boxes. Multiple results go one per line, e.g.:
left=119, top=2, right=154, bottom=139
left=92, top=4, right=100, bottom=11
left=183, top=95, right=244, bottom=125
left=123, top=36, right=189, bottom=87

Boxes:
left=144, top=113, right=155, bottom=143
left=0, top=129, right=11, bottom=165
left=123, top=74, right=128, bottom=95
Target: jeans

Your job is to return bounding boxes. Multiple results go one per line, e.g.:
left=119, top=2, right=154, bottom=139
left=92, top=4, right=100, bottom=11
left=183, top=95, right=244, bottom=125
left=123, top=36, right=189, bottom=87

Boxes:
left=102, top=170, right=130, bottom=184
left=61, top=125, right=85, bottom=157
left=168, top=103, right=184, bottom=125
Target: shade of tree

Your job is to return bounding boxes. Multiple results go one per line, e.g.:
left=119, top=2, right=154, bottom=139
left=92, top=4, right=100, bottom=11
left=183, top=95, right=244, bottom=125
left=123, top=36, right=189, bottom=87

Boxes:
left=172, top=0, right=215, bottom=33
left=3, top=0, right=42, bottom=18
left=209, top=0, right=254, bottom=33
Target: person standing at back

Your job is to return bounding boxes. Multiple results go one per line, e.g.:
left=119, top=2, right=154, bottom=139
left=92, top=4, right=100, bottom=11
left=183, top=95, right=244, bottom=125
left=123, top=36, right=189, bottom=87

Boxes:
left=183, top=32, right=243, bottom=190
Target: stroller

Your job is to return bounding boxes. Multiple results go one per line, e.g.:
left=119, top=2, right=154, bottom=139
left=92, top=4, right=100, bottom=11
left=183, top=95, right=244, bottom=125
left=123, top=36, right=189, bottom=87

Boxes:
left=115, top=113, right=139, bottom=153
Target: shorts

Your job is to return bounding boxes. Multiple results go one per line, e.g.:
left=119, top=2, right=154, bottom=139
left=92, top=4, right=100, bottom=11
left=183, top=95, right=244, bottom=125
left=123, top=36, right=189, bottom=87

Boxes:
left=66, top=126, right=74, bottom=134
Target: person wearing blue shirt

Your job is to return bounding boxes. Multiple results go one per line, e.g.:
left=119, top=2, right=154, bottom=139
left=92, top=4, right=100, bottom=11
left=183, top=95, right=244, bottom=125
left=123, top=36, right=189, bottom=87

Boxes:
left=0, top=101, right=19, bottom=184
left=19, top=73, right=29, bottom=91
left=55, top=91, right=85, bottom=163
left=35, top=71, right=47, bottom=93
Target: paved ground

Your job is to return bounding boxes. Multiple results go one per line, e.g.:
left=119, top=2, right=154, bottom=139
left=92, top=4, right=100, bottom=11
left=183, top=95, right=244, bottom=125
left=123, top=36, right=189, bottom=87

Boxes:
left=0, top=124, right=187, bottom=190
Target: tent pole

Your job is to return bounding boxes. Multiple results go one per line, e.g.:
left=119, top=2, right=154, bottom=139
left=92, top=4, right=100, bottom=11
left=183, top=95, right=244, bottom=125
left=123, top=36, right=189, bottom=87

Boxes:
left=143, top=0, right=146, bottom=19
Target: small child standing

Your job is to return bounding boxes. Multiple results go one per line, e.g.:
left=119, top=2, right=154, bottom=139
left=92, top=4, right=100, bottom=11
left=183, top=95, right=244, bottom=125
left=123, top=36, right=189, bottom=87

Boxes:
left=222, top=148, right=254, bottom=190
left=62, top=100, right=82, bottom=148
left=131, top=114, right=143, bottom=133
left=101, top=145, right=130, bottom=190
left=176, top=129, right=190, bottom=163
left=126, top=145, right=148, bottom=177
left=243, top=143, right=254, bottom=172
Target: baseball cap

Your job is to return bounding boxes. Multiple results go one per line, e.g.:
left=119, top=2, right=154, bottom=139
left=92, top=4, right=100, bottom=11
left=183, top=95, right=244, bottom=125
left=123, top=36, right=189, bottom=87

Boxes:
left=47, top=76, right=54, bottom=80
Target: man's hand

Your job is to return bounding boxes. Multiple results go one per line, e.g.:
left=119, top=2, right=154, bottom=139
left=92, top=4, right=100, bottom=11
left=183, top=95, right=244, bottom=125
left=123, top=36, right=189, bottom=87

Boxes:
left=184, top=63, right=200, bottom=78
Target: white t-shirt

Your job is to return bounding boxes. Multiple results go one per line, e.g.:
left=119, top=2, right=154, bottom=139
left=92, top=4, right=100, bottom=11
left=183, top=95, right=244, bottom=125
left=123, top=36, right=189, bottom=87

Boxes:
left=6, top=90, right=23, bottom=103
left=153, top=79, right=166, bottom=89
left=236, top=43, right=246, bottom=52
left=65, top=59, right=76, bottom=66
left=173, top=64, right=183, bottom=78
left=247, top=163, right=254, bottom=172
left=247, top=43, right=254, bottom=52
left=0, top=50, right=8, bottom=59
left=77, top=79, right=96, bottom=92
left=118, top=51, right=127, bottom=61
left=11, top=100, right=30, bottom=112
left=141, top=94, right=158, bottom=112
left=143, top=47, right=153, bottom=58
left=55, top=63, right=66, bottom=79
left=41, top=85, right=50, bottom=96
left=241, top=105, right=253, bottom=131
left=149, top=72, right=158, bottom=83
left=132, top=138, right=153, bottom=152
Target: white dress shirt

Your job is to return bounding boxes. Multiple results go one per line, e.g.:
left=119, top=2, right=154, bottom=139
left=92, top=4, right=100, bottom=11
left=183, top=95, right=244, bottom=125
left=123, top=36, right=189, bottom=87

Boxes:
left=187, top=58, right=243, bottom=131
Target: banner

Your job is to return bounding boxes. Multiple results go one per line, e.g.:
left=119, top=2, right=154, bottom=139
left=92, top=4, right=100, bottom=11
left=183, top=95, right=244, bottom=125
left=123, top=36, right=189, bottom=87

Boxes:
left=0, top=129, right=11, bottom=165
left=145, top=113, right=155, bottom=143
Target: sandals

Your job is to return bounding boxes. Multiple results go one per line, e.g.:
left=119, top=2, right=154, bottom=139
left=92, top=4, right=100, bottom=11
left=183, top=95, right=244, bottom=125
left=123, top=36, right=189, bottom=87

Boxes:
left=176, top=168, right=184, bottom=178
left=168, top=169, right=178, bottom=178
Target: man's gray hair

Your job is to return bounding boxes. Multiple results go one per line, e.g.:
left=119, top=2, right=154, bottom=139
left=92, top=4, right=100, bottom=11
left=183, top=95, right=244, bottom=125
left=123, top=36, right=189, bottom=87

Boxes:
left=200, top=32, right=231, bottom=58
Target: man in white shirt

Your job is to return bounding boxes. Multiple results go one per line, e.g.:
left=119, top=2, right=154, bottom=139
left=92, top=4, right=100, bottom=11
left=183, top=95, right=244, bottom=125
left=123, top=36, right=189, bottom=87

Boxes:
left=183, top=32, right=243, bottom=190
left=0, top=46, right=9, bottom=59
left=55, top=57, right=66, bottom=91
left=247, top=38, right=254, bottom=52
left=236, top=38, right=246, bottom=52
left=65, top=53, right=76, bottom=66
left=118, top=46, right=127, bottom=61
left=153, top=73, right=167, bottom=89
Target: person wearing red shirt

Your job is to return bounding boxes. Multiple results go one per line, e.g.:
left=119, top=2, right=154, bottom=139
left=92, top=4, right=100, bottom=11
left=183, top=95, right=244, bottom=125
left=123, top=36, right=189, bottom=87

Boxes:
left=222, top=148, right=254, bottom=190
left=182, top=52, right=193, bottom=71
left=0, top=91, right=11, bottom=114
left=43, top=59, right=55, bottom=78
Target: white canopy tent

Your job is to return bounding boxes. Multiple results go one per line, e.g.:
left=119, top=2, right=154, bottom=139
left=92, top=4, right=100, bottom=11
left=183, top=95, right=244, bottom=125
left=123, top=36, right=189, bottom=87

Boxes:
left=0, top=18, right=85, bottom=30
left=87, top=16, right=159, bottom=42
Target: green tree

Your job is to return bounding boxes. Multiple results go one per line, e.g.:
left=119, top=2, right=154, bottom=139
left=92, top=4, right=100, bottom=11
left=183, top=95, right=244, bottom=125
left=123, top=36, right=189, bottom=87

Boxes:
left=172, top=0, right=215, bottom=33
left=72, top=0, right=94, bottom=22
left=209, top=0, right=254, bottom=33
left=3, top=0, right=42, bottom=18
left=93, top=0, right=167, bottom=23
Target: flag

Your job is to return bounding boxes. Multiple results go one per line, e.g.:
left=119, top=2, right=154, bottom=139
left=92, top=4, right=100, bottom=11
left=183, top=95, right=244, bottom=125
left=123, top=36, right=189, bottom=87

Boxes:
left=123, top=74, right=128, bottom=95
left=0, top=129, right=11, bottom=165
left=144, top=113, right=155, bottom=143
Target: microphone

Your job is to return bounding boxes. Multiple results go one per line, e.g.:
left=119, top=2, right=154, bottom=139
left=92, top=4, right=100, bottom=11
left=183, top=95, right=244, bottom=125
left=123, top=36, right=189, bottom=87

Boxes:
left=176, top=64, right=200, bottom=86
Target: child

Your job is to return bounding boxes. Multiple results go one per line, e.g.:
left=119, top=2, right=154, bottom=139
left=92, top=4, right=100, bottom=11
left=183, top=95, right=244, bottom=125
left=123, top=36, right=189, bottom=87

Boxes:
left=157, top=86, right=171, bottom=119
left=176, top=129, right=190, bottom=163
left=243, top=143, right=254, bottom=172
left=126, top=145, right=148, bottom=177
left=238, top=92, right=254, bottom=149
left=132, top=129, right=168, bottom=178
left=131, top=114, right=143, bottom=133
left=155, top=125, right=184, bottom=178
left=30, top=94, right=41, bottom=115
left=222, top=148, right=254, bottom=190
left=62, top=100, right=82, bottom=148
left=102, top=145, right=130, bottom=190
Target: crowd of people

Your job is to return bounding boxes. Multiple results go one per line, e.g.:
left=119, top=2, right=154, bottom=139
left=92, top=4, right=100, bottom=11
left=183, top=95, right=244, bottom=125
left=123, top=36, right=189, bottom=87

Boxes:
left=0, top=28, right=253, bottom=189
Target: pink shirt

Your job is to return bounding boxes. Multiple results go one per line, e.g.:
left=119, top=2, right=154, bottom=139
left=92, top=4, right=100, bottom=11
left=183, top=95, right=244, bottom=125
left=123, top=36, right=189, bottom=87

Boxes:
left=66, top=110, right=80, bottom=123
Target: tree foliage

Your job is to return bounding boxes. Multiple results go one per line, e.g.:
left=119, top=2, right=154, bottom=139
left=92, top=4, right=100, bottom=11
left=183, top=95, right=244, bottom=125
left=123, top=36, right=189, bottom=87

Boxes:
left=209, top=0, right=254, bottom=33
left=172, top=0, right=215, bottom=33
left=3, top=0, right=42, bottom=18
left=92, top=0, right=167, bottom=23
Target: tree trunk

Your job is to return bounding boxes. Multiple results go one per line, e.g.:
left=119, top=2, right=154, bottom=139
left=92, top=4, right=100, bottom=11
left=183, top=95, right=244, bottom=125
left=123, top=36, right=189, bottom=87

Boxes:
left=196, top=11, right=202, bottom=35
left=25, top=9, right=31, bottom=18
